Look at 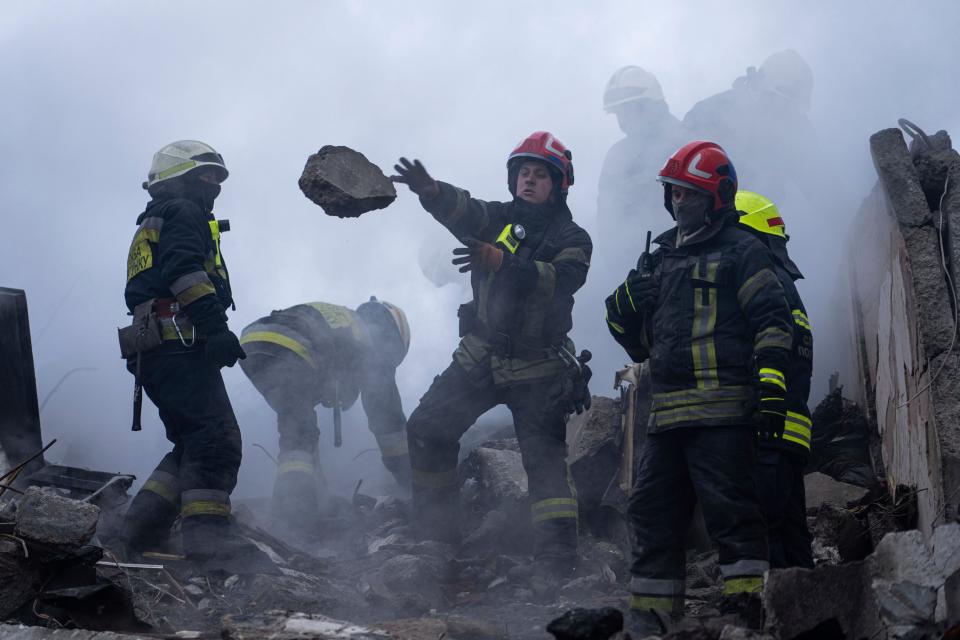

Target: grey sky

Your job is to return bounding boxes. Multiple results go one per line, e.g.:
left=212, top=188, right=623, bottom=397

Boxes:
left=2, top=1, right=957, bottom=494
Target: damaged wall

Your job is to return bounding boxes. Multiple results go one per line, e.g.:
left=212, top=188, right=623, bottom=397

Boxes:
left=848, top=127, right=960, bottom=535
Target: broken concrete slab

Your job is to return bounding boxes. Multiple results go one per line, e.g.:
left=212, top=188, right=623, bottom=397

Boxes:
left=14, top=486, right=99, bottom=549
left=460, top=445, right=532, bottom=553
left=0, top=625, right=152, bottom=639
left=378, top=616, right=508, bottom=640
left=222, top=611, right=391, bottom=640
left=804, top=472, right=870, bottom=508
left=764, top=561, right=879, bottom=639
left=0, top=538, right=41, bottom=619
left=298, top=146, right=396, bottom=218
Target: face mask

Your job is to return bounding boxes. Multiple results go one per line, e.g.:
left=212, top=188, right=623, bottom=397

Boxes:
left=673, top=192, right=712, bottom=234
left=191, top=181, right=221, bottom=211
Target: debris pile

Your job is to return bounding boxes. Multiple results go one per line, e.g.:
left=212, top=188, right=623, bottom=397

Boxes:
left=299, top=145, right=397, bottom=217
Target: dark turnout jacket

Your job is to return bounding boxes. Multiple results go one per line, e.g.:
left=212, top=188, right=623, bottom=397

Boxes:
left=608, top=212, right=793, bottom=432
left=125, top=197, right=232, bottom=338
left=422, top=182, right=592, bottom=383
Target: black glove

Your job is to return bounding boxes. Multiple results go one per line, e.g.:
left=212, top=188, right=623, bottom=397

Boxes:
left=390, top=157, right=440, bottom=199
left=571, top=363, right=593, bottom=414
left=204, top=329, right=246, bottom=368
left=753, top=381, right=787, bottom=438
left=611, top=269, right=658, bottom=317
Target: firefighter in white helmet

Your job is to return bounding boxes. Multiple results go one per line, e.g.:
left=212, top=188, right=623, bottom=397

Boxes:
left=598, top=66, right=686, bottom=275
left=683, top=49, right=819, bottom=208
left=121, top=140, right=272, bottom=573
left=239, top=298, right=412, bottom=530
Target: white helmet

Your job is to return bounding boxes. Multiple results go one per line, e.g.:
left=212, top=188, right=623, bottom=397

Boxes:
left=603, top=66, right=665, bottom=112
left=144, top=140, right=228, bottom=191
left=758, top=50, right=813, bottom=111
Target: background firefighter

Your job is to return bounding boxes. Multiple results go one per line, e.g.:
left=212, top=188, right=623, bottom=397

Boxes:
left=390, top=131, right=593, bottom=580
left=121, top=140, right=272, bottom=572
left=737, top=190, right=815, bottom=569
left=238, top=298, right=412, bottom=529
left=605, top=141, right=793, bottom=634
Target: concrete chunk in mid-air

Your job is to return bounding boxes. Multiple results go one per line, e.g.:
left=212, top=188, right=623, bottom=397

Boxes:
left=298, top=146, right=396, bottom=218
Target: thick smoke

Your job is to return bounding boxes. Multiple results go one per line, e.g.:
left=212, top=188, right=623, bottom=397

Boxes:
left=0, top=2, right=958, bottom=499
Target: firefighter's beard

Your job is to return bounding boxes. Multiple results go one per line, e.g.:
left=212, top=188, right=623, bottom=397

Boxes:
left=673, top=194, right=712, bottom=235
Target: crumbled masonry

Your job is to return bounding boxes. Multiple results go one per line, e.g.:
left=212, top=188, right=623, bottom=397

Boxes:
left=298, top=146, right=397, bottom=218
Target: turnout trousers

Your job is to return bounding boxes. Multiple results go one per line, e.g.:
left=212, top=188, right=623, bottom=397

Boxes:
left=627, top=425, right=769, bottom=615
left=755, top=446, right=813, bottom=569
left=122, top=347, right=243, bottom=557
left=240, top=352, right=410, bottom=520
left=405, top=360, right=578, bottom=561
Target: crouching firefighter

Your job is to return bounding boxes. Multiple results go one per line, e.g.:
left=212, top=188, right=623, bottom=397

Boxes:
left=737, top=190, right=814, bottom=569
left=238, top=298, right=412, bottom=529
left=605, top=141, right=794, bottom=634
left=391, top=131, right=593, bottom=580
left=119, top=140, right=272, bottom=573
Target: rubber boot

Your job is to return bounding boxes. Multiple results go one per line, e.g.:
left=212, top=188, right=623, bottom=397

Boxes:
left=181, top=514, right=278, bottom=575
left=623, top=608, right=669, bottom=639
left=719, top=593, right=764, bottom=630
left=271, top=450, right=323, bottom=530
left=121, top=490, right=178, bottom=559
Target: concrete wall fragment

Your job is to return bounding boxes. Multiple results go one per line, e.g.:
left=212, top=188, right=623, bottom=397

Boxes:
left=848, top=127, right=960, bottom=535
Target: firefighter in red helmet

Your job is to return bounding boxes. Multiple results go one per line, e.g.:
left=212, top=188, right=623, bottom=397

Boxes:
left=605, top=141, right=794, bottom=633
left=391, top=132, right=593, bottom=583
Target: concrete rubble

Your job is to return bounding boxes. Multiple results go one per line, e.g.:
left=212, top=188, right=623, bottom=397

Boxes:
left=298, top=145, right=397, bottom=217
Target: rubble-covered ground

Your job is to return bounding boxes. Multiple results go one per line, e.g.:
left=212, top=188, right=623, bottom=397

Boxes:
left=0, top=391, right=957, bottom=639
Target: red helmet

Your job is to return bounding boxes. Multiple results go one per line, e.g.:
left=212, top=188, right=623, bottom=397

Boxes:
left=658, top=141, right=738, bottom=213
left=507, top=131, right=574, bottom=195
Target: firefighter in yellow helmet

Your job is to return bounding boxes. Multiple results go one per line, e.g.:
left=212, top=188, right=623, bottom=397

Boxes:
left=737, top=190, right=814, bottom=569
left=239, top=297, right=412, bottom=529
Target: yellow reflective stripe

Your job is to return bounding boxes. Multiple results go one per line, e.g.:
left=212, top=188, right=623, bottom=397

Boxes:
left=278, top=461, right=315, bottom=475
left=654, top=401, right=747, bottom=426
left=755, top=326, right=792, bottom=352
left=693, top=258, right=720, bottom=283
left=532, top=497, right=577, bottom=510
left=606, top=314, right=626, bottom=334
left=792, top=309, right=811, bottom=330
left=239, top=331, right=316, bottom=368
left=737, top=268, right=779, bottom=309
left=759, top=368, right=787, bottom=391
left=532, top=510, right=578, bottom=523
left=630, top=595, right=678, bottom=612
left=307, top=302, right=357, bottom=330
left=625, top=280, right=637, bottom=312
left=410, top=468, right=458, bottom=489
left=181, top=501, right=230, bottom=518
left=691, top=286, right=719, bottom=389
left=156, top=160, right=197, bottom=180
left=723, top=576, right=763, bottom=595
left=177, top=283, right=216, bottom=306
left=614, top=287, right=623, bottom=316
left=651, top=385, right=752, bottom=409
left=143, top=479, right=178, bottom=504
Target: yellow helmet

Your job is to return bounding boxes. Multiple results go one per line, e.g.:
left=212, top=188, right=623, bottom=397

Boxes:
left=356, top=297, right=410, bottom=366
left=736, top=190, right=787, bottom=239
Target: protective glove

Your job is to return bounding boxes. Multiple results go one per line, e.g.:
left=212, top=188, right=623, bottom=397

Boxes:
left=452, top=237, right=504, bottom=273
left=753, top=381, right=787, bottom=438
left=571, top=363, right=593, bottom=414
left=611, top=269, right=659, bottom=318
left=204, top=328, right=246, bottom=369
left=390, top=157, right=440, bottom=200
